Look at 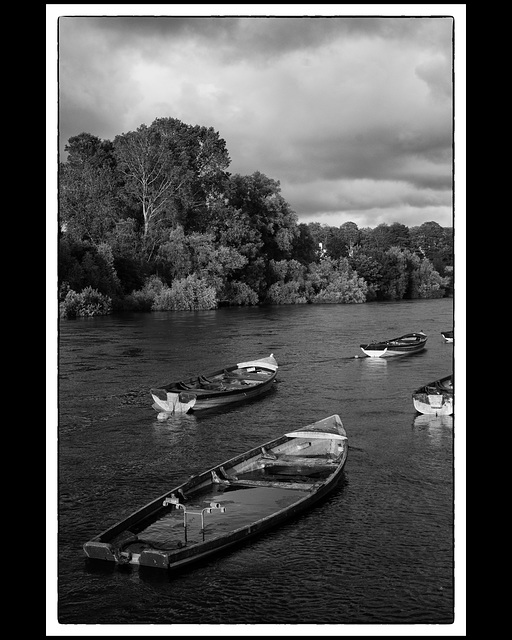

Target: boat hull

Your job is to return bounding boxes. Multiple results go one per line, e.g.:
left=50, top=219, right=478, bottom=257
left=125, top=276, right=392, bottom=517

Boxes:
left=360, top=332, right=427, bottom=358
left=412, top=394, right=453, bottom=416
left=361, top=344, right=426, bottom=358
left=83, top=415, right=348, bottom=571
left=151, top=355, right=278, bottom=414
left=152, top=377, right=276, bottom=413
left=412, top=374, right=453, bottom=415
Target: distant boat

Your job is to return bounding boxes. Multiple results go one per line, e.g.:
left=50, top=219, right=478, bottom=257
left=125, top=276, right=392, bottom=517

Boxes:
left=151, top=354, right=278, bottom=416
left=441, top=330, right=454, bottom=342
left=83, top=414, right=349, bottom=571
left=360, top=332, right=427, bottom=358
left=412, top=374, right=453, bottom=416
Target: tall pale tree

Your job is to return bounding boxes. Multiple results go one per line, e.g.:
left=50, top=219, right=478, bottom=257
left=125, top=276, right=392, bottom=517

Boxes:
left=114, top=118, right=231, bottom=240
left=113, top=122, right=190, bottom=240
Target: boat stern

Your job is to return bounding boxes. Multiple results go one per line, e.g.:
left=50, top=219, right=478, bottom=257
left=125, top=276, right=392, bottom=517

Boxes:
left=139, top=549, right=171, bottom=569
left=83, top=540, right=118, bottom=562
left=360, top=347, right=388, bottom=358
left=150, top=389, right=197, bottom=414
left=412, top=394, right=453, bottom=416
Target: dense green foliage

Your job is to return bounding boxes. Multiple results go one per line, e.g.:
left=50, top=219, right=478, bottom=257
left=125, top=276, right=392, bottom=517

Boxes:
left=58, top=118, right=453, bottom=317
left=59, top=286, right=112, bottom=318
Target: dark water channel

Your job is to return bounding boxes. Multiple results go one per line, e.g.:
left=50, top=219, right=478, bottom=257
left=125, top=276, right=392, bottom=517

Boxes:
left=53, top=298, right=461, bottom=631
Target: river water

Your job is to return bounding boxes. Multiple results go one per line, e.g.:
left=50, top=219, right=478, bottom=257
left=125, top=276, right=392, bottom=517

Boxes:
left=52, top=298, right=462, bottom=633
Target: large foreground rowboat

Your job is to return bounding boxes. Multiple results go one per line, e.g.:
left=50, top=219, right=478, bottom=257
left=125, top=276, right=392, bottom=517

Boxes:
left=360, top=332, right=427, bottom=358
left=412, top=374, right=453, bottom=416
left=150, top=354, right=278, bottom=415
left=83, top=415, right=348, bottom=571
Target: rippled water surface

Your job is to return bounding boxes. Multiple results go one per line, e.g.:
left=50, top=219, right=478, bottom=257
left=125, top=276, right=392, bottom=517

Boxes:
left=54, top=299, right=459, bottom=631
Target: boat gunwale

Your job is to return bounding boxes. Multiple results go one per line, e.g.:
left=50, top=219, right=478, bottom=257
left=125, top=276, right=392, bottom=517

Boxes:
left=360, top=332, right=427, bottom=357
left=360, top=331, right=428, bottom=350
left=145, top=455, right=347, bottom=568
left=177, top=374, right=275, bottom=398
left=83, top=417, right=348, bottom=569
left=412, top=374, right=453, bottom=396
left=150, top=356, right=278, bottom=411
left=160, top=357, right=278, bottom=392
left=412, top=396, right=453, bottom=416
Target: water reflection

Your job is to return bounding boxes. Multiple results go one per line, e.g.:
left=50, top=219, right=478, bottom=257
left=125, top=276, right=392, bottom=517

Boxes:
left=412, top=414, right=453, bottom=447
left=413, top=414, right=453, bottom=430
left=152, top=413, right=199, bottom=434
left=83, top=558, right=118, bottom=576
left=360, top=356, right=388, bottom=366
left=359, top=356, right=388, bottom=380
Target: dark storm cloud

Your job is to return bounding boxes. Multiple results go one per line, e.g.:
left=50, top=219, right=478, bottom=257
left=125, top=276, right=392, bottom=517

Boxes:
left=56, top=11, right=457, bottom=228
left=59, top=15, right=452, bottom=70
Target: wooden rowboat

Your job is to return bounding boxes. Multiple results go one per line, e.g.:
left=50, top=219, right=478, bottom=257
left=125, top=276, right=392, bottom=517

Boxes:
left=360, top=332, right=427, bottom=358
left=150, top=354, right=278, bottom=416
left=83, top=415, right=348, bottom=571
left=412, top=374, right=453, bottom=416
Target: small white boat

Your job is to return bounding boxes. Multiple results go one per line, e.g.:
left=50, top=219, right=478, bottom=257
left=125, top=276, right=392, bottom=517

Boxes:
left=360, top=332, right=427, bottom=358
left=412, top=374, right=453, bottom=416
left=441, top=330, right=454, bottom=343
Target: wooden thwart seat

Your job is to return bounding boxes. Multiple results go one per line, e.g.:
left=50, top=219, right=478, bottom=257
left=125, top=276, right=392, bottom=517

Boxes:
left=227, top=478, right=316, bottom=490
left=224, top=371, right=270, bottom=381
left=264, top=455, right=337, bottom=467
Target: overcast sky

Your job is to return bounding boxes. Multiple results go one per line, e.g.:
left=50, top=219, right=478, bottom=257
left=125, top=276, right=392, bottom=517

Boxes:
left=54, top=7, right=464, bottom=230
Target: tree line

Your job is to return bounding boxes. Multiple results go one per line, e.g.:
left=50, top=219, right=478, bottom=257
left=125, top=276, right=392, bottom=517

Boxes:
left=58, top=117, right=453, bottom=318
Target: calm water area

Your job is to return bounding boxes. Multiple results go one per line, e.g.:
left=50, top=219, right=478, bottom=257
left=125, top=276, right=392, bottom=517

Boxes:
left=52, top=298, right=463, bottom=633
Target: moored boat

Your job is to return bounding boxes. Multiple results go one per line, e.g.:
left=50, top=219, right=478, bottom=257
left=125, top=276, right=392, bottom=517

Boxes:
left=83, top=415, right=349, bottom=571
left=151, top=354, right=278, bottom=416
left=441, top=330, right=454, bottom=342
left=360, top=332, right=427, bottom=358
left=412, top=374, right=453, bottom=415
